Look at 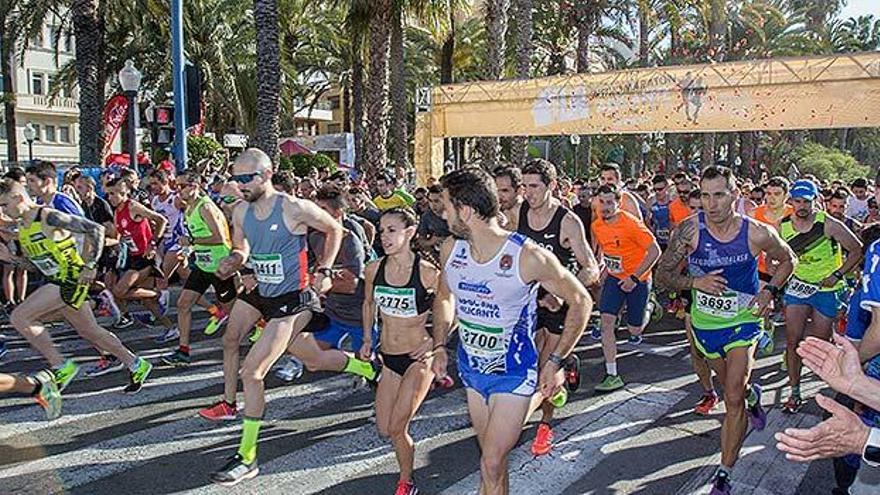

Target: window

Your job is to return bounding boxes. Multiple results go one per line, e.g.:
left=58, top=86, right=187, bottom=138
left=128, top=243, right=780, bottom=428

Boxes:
left=48, top=26, right=59, bottom=49
left=0, top=115, right=6, bottom=140
left=31, top=124, right=41, bottom=141
left=31, top=72, right=44, bottom=95
left=64, top=33, right=74, bottom=53
left=58, top=126, right=70, bottom=143
left=326, top=123, right=342, bottom=134
left=329, top=96, right=341, bottom=110
left=30, top=29, right=44, bottom=49
left=45, top=125, right=56, bottom=142
left=46, top=75, right=54, bottom=96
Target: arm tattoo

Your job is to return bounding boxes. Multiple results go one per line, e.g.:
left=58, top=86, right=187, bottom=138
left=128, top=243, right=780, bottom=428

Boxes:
left=44, top=210, right=105, bottom=264
left=654, top=219, right=696, bottom=292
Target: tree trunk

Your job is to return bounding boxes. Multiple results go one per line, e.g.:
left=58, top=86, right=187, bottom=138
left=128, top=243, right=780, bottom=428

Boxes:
left=364, top=0, right=392, bottom=179
left=352, top=46, right=366, bottom=170
left=575, top=2, right=598, bottom=177
left=388, top=4, right=407, bottom=168
left=701, top=0, right=726, bottom=168
left=342, top=80, right=351, bottom=133
left=701, top=133, right=715, bottom=168
left=639, top=2, right=649, bottom=67
left=441, top=4, right=455, bottom=163
left=71, top=0, right=105, bottom=166
left=509, top=0, right=532, bottom=167
left=477, top=0, right=509, bottom=168
left=254, top=0, right=281, bottom=164
left=1, top=30, right=18, bottom=163
left=726, top=132, right=737, bottom=170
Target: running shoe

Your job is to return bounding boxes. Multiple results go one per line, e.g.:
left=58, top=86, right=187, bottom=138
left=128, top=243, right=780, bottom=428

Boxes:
left=595, top=374, right=625, bottom=393
left=155, top=326, right=180, bottom=344
left=249, top=323, right=263, bottom=343
left=99, top=289, right=121, bottom=322
left=628, top=335, right=643, bottom=346
left=134, top=312, right=161, bottom=327
left=747, top=384, right=767, bottom=430
left=274, top=356, right=304, bottom=382
left=161, top=349, right=191, bottom=367
left=590, top=325, right=602, bottom=340
left=0, top=340, right=8, bottom=362
left=199, top=400, right=239, bottom=422
left=122, top=358, right=153, bottom=394
left=53, top=360, right=80, bottom=392
left=84, top=356, right=125, bottom=377
left=431, top=375, right=455, bottom=391
left=95, top=300, right=112, bottom=318
left=709, top=470, right=732, bottom=495
left=757, top=329, right=774, bottom=357
left=113, top=314, right=136, bottom=330
left=550, top=387, right=568, bottom=408
left=694, top=392, right=719, bottom=416
left=367, top=358, right=383, bottom=389
left=780, top=349, right=788, bottom=371
left=564, top=354, right=581, bottom=392
left=394, top=480, right=419, bottom=495
left=204, top=307, right=229, bottom=336
left=158, top=290, right=170, bottom=316
left=781, top=395, right=803, bottom=415
left=33, top=370, right=62, bottom=420
left=211, top=454, right=258, bottom=486
left=531, top=422, right=554, bottom=456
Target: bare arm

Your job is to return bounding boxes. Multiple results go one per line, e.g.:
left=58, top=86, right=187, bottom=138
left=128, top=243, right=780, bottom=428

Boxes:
left=751, top=220, right=796, bottom=290
left=129, top=201, right=168, bottom=242
left=289, top=199, right=343, bottom=271
left=654, top=217, right=698, bottom=292
left=43, top=209, right=105, bottom=265
left=361, top=261, right=380, bottom=352
left=827, top=216, right=864, bottom=277
left=521, top=243, right=592, bottom=359
left=860, top=307, right=880, bottom=364
left=193, top=202, right=228, bottom=246
left=432, top=238, right=457, bottom=349
left=562, top=213, right=600, bottom=286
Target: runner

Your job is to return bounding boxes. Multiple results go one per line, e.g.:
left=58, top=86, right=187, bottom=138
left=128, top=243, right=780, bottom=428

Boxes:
left=779, top=179, right=863, bottom=414
left=25, top=160, right=84, bottom=216
left=430, top=166, right=592, bottom=495
left=591, top=184, right=661, bottom=392
left=147, top=169, right=189, bottom=283
left=105, top=178, right=171, bottom=334
left=597, top=163, right=643, bottom=220
left=514, top=158, right=599, bottom=456
left=649, top=174, right=673, bottom=250
left=161, top=170, right=238, bottom=367
left=670, top=173, right=694, bottom=226
left=207, top=148, right=343, bottom=486
left=492, top=165, right=524, bottom=228
left=846, top=177, right=871, bottom=222
left=0, top=370, right=61, bottom=420
left=360, top=207, right=439, bottom=495
left=0, top=179, right=153, bottom=395
left=654, top=165, right=796, bottom=495
left=374, top=172, right=416, bottom=211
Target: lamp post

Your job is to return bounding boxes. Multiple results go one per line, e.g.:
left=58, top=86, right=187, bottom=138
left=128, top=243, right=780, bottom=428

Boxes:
left=118, top=60, right=143, bottom=175
left=23, top=123, right=36, bottom=163
left=569, top=134, right=581, bottom=178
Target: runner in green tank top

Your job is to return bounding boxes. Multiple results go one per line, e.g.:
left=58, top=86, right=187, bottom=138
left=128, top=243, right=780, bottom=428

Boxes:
left=0, top=179, right=152, bottom=395
left=779, top=180, right=863, bottom=414
left=162, top=171, right=239, bottom=368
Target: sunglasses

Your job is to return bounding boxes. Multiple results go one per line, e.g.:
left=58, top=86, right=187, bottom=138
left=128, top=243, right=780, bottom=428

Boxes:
left=229, top=172, right=260, bottom=184
left=653, top=186, right=667, bottom=193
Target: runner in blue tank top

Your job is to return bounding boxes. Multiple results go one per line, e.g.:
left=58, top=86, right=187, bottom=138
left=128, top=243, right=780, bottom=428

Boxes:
left=430, top=167, right=593, bottom=495
left=208, top=148, right=345, bottom=486
left=654, top=166, right=796, bottom=495
left=649, top=174, right=673, bottom=249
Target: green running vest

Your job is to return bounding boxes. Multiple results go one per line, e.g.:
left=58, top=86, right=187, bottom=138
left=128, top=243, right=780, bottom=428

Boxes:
left=184, top=195, right=231, bottom=273
left=780, top=211, right=844, bottom=292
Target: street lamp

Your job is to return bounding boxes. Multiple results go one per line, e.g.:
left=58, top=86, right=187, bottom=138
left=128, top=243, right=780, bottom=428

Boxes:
left=118, top=60, right=142, bottom=174
left=569, top=134, right=581, bottom=178
left=23, top=122, right=36, bottom=162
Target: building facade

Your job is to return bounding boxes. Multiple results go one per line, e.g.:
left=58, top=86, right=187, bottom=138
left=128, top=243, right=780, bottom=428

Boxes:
left=1, top=16, right=80, bottom=166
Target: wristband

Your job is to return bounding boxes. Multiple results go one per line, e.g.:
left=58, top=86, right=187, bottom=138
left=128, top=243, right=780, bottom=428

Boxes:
left=433, top=343, right=446, bottom=352
left=547, top=353, right=564, bottom=367
left=764, top=284, right=781, bottom=297
left=833, top=269, right=844, bottom=280
left=629, top=274, right=640, bottom=284
left=315, top=267, right=333, bottom=277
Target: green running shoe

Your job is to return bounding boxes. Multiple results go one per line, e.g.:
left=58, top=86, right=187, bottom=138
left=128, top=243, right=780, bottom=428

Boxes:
left=123, top=358, right=153, bottom=394
left=249, top=324, right=263, bottom=343
left=53, top=360, right=80, bottom=392
left=595, top=374, right=625, bottom=393
left=34, top=370, right=62, bottom=420
left=550, top=387, right=568, bottom=408
left=204, top=309, right=229, bottom=336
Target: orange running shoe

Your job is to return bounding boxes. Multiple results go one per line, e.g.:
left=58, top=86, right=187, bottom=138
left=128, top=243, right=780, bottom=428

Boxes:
left=531, top=422, right=554, bottom=456
left=199, top=400, right=238, bottom=422
left=694, top=392, right=719, bottom=416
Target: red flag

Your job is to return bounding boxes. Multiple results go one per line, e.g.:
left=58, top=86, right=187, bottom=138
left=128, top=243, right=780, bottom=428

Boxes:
left=102, top=95, right=130, bottom=162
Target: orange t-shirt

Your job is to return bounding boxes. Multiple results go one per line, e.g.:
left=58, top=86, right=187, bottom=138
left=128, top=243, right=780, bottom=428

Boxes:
left=591, top=211, right=656, bottom=281
left=669, top=197, right=692, bottom=226
left=750, top=204, right=793, bottom=274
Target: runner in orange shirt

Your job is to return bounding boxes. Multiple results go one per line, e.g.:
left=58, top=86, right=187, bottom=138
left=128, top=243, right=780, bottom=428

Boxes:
left=669, top=173, right=694, bottom=226
left=594, top=163, right=644, bottom=221
left=591, top=184, right=661, bottom=392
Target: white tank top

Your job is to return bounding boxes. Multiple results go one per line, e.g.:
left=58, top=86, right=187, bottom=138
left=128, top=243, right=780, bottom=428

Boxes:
left=151, top=193, right=184, bottom=242
left=445, top=233, right=539, bottom=376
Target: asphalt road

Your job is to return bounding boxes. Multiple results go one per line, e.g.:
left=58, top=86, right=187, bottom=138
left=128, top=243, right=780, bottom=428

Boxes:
left=0, top=306, right=840, bottom=495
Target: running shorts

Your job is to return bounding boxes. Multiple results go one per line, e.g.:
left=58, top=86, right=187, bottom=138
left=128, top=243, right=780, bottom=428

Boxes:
left=536, top=304, right=567, bottom=336
left=309, top=316, right=377, bottom=352
left=183, top=266, right=237, bottom=303
left=458, top=368, right=538, bottom=403
left=598, top=276, right=651, bottom=327
left=117, top=254, right=156, bottom=275
left=240, top=288, right=319, bottom=322
left=783, top=288, right=844, bottom=320
left=692, top=322, right=761, bottom=360
left=56, top=281, right=90, bottom=310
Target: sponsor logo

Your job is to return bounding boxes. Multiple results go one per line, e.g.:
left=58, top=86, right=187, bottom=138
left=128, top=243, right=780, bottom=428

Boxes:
left=499, top=254, right=513, bottom=271
left=458, top=280, right=492, bottom=295
left=542, top=233, right=556, bottom=239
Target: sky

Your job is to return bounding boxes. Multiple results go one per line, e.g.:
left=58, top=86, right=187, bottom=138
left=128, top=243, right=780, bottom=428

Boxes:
left=840, top=0, right=880, bottom=20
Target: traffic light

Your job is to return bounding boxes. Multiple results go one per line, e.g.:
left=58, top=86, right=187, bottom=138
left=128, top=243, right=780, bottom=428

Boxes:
left=151, top=105, right=175, bottom=145
left=185, top=62, right=202, bottom=129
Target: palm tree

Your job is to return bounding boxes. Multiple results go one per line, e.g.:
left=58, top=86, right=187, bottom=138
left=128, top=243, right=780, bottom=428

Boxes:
left=509, top=0, right=533, bottom=166
left=253, top=0, right=280, bottom=163
left=477, top=0, right=509, bottom=168
left=364, top=0, right=392, bottom=178
left=1, top=0, right=18, bottom=162
left=70, top=0, right=105, bottom=166
left=388, top=1, right=407, bottom=169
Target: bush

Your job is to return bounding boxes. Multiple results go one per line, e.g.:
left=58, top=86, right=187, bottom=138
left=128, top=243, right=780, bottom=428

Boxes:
left=278, top=153, right=337, bottom=177
left=187, top=135, right=226, bottom=174
left=791, top=142, right=870, bottom=183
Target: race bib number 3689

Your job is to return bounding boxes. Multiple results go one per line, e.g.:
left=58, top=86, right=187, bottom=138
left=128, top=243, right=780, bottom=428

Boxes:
left=785, top=278, right=819, bottom=299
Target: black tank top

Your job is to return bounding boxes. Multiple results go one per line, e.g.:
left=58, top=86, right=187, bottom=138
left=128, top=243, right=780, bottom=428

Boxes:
left=517, top=201, right=578, bottom=274
left=374, top=254, right=433, bottom=318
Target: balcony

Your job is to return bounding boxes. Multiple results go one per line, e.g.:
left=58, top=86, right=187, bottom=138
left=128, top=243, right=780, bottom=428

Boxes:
left=16, top=94, right=79, bottom=116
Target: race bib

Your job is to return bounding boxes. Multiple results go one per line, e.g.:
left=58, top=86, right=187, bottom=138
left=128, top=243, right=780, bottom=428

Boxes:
left=251, top=253, right=284, bottom=284
left=195, top=251, right=213, bottom=266
left=375, top=285, right=418, bottom=318
left=786, top=278, right=819, bottom=299
left=459, top=319, right=506, bottom=358
left=31, top=255, right=60, bottom=277
left=695, top=291, right=738, bottom=319
left=656, top=229, right=670, bottom=241
left=604, top=254, right=623, bottom=274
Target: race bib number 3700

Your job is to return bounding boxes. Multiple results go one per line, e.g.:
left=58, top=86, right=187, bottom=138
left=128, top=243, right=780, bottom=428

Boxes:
left=459, top=319, right=506, bottom=358
left=695, top=291, right=738, bottom=319
left=251, top=253, right=284, bottom=284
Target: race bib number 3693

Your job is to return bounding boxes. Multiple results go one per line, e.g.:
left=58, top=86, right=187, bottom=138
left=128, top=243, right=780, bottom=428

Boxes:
left=695, top=291, right=738, bottom=319
left=459, top=319, right=506, bottom=358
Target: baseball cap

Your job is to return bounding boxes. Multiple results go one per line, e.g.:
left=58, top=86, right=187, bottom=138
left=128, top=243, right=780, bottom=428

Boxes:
left=790, top=179, right=818, bottom=201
